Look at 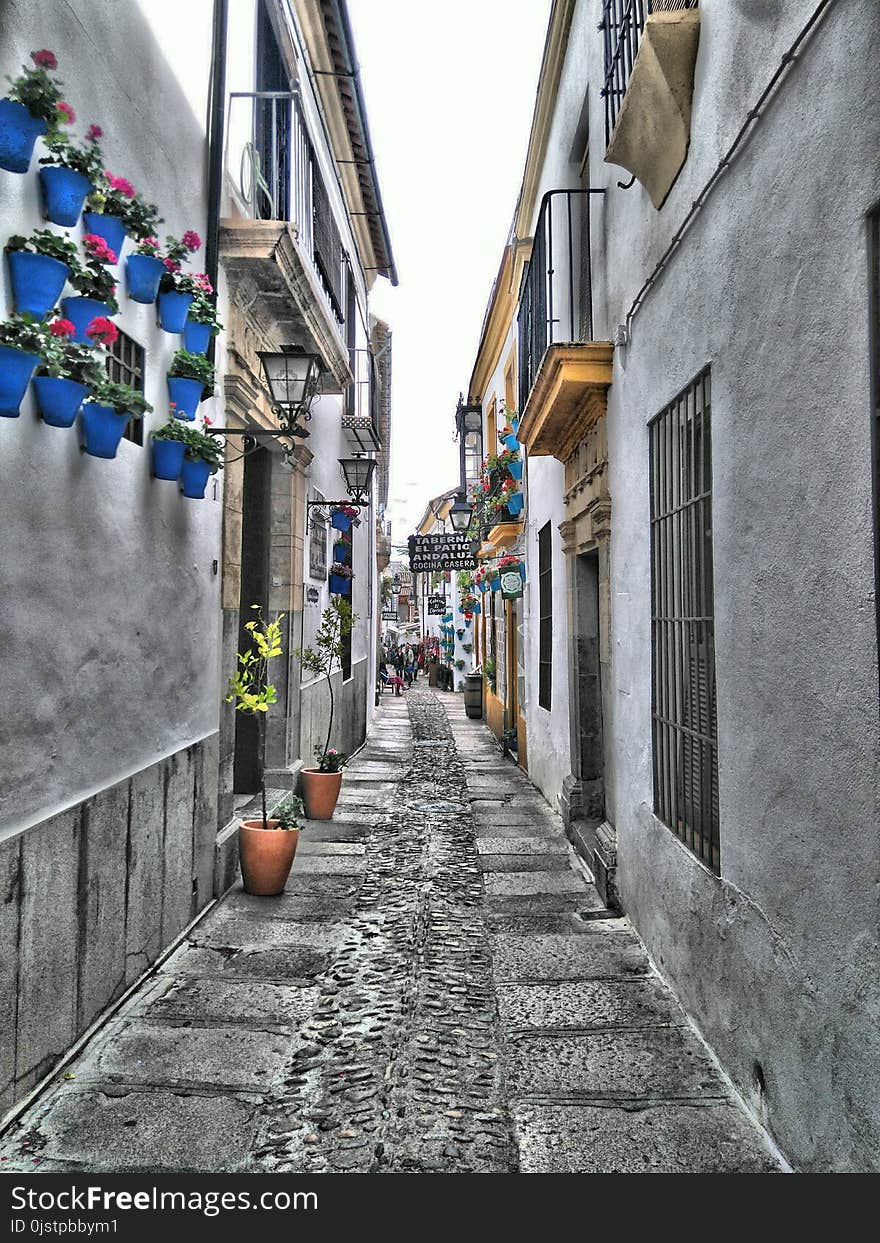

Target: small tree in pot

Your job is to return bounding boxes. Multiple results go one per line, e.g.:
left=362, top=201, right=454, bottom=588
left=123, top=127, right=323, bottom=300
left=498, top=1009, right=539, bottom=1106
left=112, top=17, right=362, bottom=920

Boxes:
left=227, top=607, right=302, bottom=895
left=295, top=597, right=357, bottom=819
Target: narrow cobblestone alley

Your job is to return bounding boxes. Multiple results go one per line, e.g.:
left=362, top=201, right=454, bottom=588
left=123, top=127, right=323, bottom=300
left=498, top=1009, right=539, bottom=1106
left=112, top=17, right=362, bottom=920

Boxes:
left=1, top=689, right=782, bottom=1174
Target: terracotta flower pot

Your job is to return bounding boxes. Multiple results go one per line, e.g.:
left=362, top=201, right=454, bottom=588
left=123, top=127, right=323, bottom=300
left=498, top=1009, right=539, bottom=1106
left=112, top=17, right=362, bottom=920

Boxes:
left=239, top=819, right=299, bottom=895
left=300, top=769, right=343, bottom=820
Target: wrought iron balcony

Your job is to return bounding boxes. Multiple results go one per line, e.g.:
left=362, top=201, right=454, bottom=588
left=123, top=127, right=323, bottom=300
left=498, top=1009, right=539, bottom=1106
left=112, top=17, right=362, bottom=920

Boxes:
left=342, top=348, right=381, bottom=452
left=516, top=189, right=613, bottom=462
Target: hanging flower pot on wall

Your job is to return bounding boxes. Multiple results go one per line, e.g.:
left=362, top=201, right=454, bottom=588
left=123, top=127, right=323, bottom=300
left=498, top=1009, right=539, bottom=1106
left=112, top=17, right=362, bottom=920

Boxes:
left=126, top=253, right=164, bottom=305
left=81, top=211, right=126, bottom=263
left=32, top=376, right=87, bottom=428
left=80, top=401, right=131, bottom=458
left=506, top=491, right=524, bottom=516
left=509, top=459, right=523, bottom=481
left=331, top=510, right=353, bottom=532
left=502, top=432, right=519, bottom=452
left=180, top=456, right=212, bottom=499
left=7, top=251, right=70, bottom=319
left=167, top=376, right=203, bottom=421
left=61, top=296, right=112, bottom=344
left=0, top=344, right=40, bottom=417
left=38, top=166, right=92, bottom=227
left=0, top=99, right=47, bottom=173
left=158, top=290, right=193, bottom=334
left=183, top=320, right=213, bottom=355
left=151, top=437, right=186, bottom=480
left=329, top=573, right=352, bottom=595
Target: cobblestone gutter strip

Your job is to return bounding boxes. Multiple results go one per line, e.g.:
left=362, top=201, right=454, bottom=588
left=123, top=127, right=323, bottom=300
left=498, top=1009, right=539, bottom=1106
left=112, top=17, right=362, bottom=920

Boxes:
left=254, top=689, right=516, bottom=1173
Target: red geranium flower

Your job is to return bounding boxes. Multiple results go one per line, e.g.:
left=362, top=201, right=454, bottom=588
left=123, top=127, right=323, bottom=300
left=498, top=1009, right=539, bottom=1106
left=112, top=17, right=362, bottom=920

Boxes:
left=85, top=317, right=118, bottom=346
left=163, top=256, right=181, bottom=273
left=182, top=230, right=202, bottom=252
left=86, top=124, right=103, bottom=141
left=56, top=101, right=75, bottom=124
left=82, top=234, right=117, bottom=264
left=203, top=415, right=212, bottom=426
left=31, top=50, right=57, bottom=70
left=105, top=172, right=135, bottom=198
left=194, top=272, right=213, bottom=294
left=50, top=319, right=75, bottom=339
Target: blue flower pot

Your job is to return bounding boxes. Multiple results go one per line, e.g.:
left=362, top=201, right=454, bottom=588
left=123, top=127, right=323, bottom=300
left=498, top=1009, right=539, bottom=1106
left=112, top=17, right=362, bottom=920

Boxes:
left=183, top=320, right=213, bottom=355
left=61, top=296, right=113, bottom=344
left=508, top=459, right=523, bottom=481
left=38, top=166, right=92, bottom=226
left=180, top=457, right=212, bottom=499
left=490, top=575, right=501, bottom=591
left=167, top=376, right=204, bottom=421
left=333, top=543, right=349, bottom=562
left=506, top=491, right=524, bottom=516
left=158, top=291, right=193, bottom=333
left=7, top=250, right=70, bottom=318
left=152, top=438, right=186, bottom=480
left=126, top=253, right=164, bottom=305
left=0, top=100, right=47, bottom=174
left=0, top=344, right=40, bottom=417
left=33, top=376, right=87, bottom=427
left=81, top=401, right=131, bottom=458
left=329, top=574, right=351, bottom=595
left=502, top=432, right=519, bottom=452
left=477, top=581, right=489, bottom=593
left=81, top=211, right=126, bottom=263
left=331, top=511, right=353, bottom=532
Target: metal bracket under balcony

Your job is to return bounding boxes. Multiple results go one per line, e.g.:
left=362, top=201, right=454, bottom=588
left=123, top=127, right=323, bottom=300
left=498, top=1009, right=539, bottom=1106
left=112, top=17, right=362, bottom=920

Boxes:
left=517, top=342, right=614, bottom=462
left=219, top=220, right=353, bottom=393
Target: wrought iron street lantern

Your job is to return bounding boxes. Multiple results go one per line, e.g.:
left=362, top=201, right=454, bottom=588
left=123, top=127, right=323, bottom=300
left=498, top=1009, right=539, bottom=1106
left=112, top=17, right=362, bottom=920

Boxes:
left=258, top=347, right=322, bottom=436
left=339, top=453, right=377, bottom=505
left=455, top=394, right=482, bottom=490
left=448, top=491, right=474, bottom=534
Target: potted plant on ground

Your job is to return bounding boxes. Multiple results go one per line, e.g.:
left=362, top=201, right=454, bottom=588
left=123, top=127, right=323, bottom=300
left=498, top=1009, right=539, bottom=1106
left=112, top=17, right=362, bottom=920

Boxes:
left=167, top=348, right=214, bottom=420
left=328, top=561, right=354, bottom=595
left=5, top=229, right=78, bottom=318
left=38, top=123, right=103, bottom=226
left=183, top=282, right=223, bottom=355
left=0, top=50, right=70, bottom=173
left=150, top=419, right=189, bottom=480
left=295, top=598, right=356, bottom=820
left=157, top=232, right=204, bottom=332
left=0, top=315, right=47, bottom=417
left=32, top=316, right=103, bottom=427
left=62, top=241, right=118, bottom=342
left=179, top=419, right=222, bottom=498
left=81, top=375, right=152, bottom=458
left=226, top=608, right=302, bottom=895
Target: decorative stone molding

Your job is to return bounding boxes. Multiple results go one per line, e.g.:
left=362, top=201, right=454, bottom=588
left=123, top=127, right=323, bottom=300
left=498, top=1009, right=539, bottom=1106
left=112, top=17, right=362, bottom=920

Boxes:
left=517, top=342, right=614, bottom=462
left=560, top=416, right=612, bottom=554
left=219, top=220, right=353, bottom=391
left=604, top=10, right=702, bottom=210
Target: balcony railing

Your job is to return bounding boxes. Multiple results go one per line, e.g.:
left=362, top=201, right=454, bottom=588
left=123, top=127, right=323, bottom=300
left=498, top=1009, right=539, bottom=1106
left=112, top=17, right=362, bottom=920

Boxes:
left=227, top=90, right=345, bottom=325
left=518, top=189, right=602, bottom=415
left=342, top=348, right=381, bottom=450
left=600, top=1, right=700, bottom=145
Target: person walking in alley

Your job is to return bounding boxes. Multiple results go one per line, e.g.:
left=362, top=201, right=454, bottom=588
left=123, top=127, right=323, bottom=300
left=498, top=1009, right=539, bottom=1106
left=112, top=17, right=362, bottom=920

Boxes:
left=379, top=659, right=404, bottom=696
left=403, top=641, right=416, bottom=687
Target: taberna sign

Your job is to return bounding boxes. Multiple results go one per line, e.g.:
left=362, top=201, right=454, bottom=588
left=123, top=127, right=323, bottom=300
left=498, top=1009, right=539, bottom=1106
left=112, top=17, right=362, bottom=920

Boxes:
left=408, top=532, right=479, bottom=572
left=427, top=595, right=447, bottom=615
left=500, top=569, right=523, bottom=599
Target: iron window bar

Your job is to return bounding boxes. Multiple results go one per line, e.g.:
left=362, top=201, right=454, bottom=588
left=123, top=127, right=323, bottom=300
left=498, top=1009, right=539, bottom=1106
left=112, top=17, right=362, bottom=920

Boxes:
left=600, top=1, right=700, bottom=147
left=517, top=188, right=605, bottom=416
left=649, top=366, right=719, bottom=873
left=106, top=328, right=145, bottom=447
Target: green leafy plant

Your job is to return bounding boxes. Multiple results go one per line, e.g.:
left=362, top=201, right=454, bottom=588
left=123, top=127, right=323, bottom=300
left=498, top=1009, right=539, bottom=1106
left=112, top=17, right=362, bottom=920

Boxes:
left=484, top=657, right=496, bottom=691
left=86, top=375, right=152, bottom=419
left=151, top=419, right=190, bottom=444
left=294, top=598, right=357, bottom=773
left=5, top=50, right=69, bottom=133
left=226, top=607, right=285, bottom=829
left=39, top=127, right=103, bottom=180
left=38, top=332, right=101, bottom=385
left=6, top=229, right=79, bottom=266
left=0, top=314, right=50, bottom=354
left=168, top=348, right=214, bottom=389
left=274, top=794, right=304, bottom=832
left=188, top=290, right=224, bottom=333
left=179, top=423, right=223, bottom=472
left=67, top=251, right=118, bottom=312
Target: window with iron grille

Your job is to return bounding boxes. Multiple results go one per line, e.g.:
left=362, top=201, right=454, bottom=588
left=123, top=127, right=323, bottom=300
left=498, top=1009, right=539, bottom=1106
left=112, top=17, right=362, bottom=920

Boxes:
left=105, top=328, right=144, bottom=446
left=538, top=522, right=552, bottom=710
left=600, top=1, right=699, bottom=146
left=313, top=170, right=344, bottom=319
left=649, top=367, right=719, bottom=872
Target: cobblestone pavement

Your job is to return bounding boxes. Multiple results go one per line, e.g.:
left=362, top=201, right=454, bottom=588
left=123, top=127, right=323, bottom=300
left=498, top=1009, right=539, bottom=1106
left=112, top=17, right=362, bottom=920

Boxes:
left=0, top=687, right=782, bottom=1173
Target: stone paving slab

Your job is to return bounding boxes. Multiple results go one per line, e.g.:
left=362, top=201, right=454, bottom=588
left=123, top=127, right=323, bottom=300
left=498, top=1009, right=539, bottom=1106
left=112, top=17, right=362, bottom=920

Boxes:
left=159, top=942, right=335, bottom=982
left=479, top=853, right=573, bottom=873
left=513, top=1102, right=781, bottom=1173
left=132, top=976, right=319, bottom=1030
left=491, top=932, right=651, bottom=981
left=504, top=1028, right=725, bottom=1100
left=497, top=978, right=688, bottom=1032
left=477, top=836, right=569, bottom=855
left=483, top=870, right=586, bottom=897
left=296, top=841, right=366, bottom=857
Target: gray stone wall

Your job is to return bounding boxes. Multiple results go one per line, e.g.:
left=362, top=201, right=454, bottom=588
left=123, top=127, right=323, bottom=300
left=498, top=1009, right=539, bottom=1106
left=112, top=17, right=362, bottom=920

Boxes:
left=299, top=659, right=369, bottom=772
left=0, top=735, right=218, bottom=1115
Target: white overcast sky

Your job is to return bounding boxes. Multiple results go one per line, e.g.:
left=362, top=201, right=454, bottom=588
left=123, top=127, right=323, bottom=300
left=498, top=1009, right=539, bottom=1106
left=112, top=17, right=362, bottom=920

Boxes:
left=347, top=0, right=552, bottom=550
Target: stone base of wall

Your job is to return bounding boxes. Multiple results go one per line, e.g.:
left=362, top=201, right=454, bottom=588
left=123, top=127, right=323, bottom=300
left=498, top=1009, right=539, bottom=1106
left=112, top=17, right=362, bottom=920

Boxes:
left=567, top=817, right=620, bottom=912
left=0, top=734, right=218, bottom=1117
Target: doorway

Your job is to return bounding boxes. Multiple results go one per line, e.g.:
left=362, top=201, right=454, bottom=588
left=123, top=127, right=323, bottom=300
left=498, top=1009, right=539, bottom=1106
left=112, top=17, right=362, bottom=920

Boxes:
left=234, top=447, right=271, bottom=793
left=572, top=550, right=604, bottom=819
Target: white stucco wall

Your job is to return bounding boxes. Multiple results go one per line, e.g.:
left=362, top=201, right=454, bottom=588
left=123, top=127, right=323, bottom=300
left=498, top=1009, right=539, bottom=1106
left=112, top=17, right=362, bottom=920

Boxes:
left=0, top=0, right=220, bottom=836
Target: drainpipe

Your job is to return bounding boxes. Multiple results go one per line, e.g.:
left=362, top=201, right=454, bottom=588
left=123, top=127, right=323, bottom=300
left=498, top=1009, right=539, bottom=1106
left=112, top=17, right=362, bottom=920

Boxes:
left=205, top=0, right=229, bottom=300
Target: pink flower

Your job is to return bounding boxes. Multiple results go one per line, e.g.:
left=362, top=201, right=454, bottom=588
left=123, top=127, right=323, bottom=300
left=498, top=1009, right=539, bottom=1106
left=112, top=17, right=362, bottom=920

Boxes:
left=162, top=256, right=180, bottom=273
left=31, top=50, right=57, bottom=70
left=86, top=317, right=118, bottom=346
left=194, top=272, right=213, bottom=294
left=56, top=101, right=75, bottom=124
left=203, top=415, right=212, bottom=426
left=105, top=172, right=135, bottom=198
left=50, top=319, right=75, bottom=339
left=86, top=123, right=103, bottom=141
left=182, top=230, right=201, bottom=252
left=82, top=233, right=117, bottom=264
